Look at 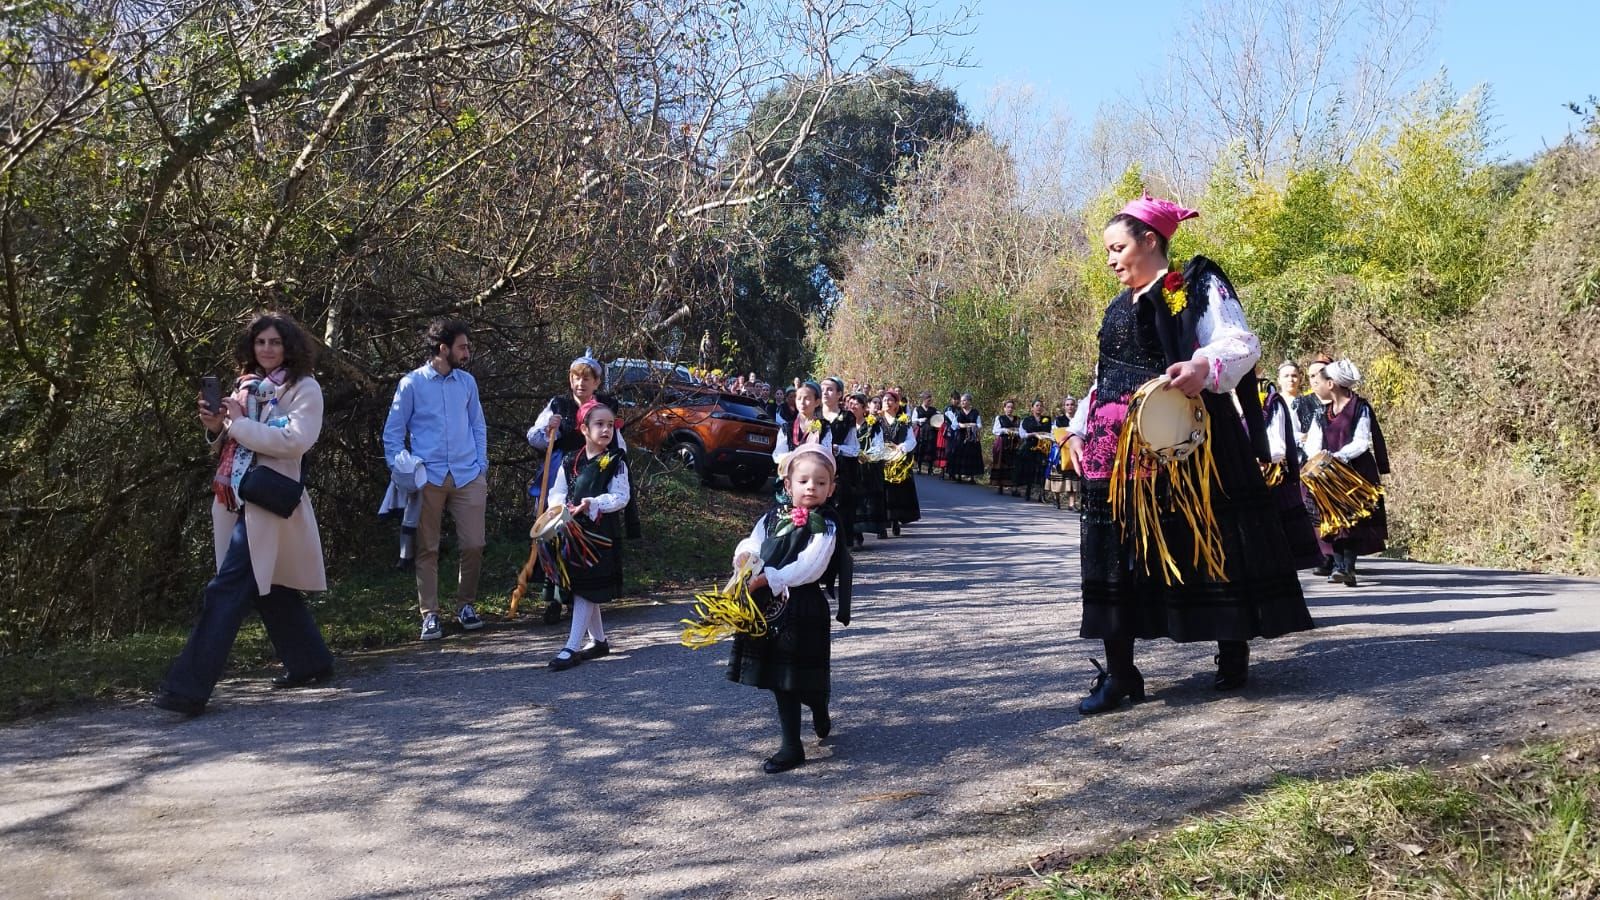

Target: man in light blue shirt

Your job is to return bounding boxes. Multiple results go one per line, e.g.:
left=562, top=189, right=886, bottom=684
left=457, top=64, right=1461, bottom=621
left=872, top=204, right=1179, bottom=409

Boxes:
left=382, top=320, right=489, bottom=641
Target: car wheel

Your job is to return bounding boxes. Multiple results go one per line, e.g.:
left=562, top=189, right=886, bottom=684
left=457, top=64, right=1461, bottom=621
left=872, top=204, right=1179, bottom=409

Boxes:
left=666, top=439, right=705, bottom=478
left=729, top=471, right=768, bottom=492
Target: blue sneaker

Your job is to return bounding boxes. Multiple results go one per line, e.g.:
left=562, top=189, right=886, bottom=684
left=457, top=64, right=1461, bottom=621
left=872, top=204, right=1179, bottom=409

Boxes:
left=420, top=612, right=443, bottom=641
left=458, top=603, right=484, bottom=631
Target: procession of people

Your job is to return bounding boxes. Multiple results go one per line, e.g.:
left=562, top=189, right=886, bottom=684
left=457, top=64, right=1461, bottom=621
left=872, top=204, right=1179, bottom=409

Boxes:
left=156, top=193, right=1392, bottom=778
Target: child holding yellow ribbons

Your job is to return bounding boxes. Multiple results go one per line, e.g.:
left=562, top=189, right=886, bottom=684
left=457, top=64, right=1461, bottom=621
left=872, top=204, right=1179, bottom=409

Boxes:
left=726, top=444, right=852, bottom=773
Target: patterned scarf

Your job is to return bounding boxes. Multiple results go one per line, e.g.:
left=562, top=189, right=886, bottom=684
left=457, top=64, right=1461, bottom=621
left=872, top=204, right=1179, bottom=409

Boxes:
left=213, top=368, right=290, bottom=511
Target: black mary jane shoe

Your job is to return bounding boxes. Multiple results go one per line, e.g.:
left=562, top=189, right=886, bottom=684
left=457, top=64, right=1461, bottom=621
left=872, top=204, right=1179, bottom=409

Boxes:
left=578, top=640, right=611, bottom=660
left=1214, top=645, right=1249, bottom=691
left=762, top=751, right=805, bottom=774
left=153, top=691, right=206, bottom=717
left=270, top=667, right=334, bottom=690
left=1077, top=659, right=1145, bottom=715
left=548, top=649, right=583, bottom=671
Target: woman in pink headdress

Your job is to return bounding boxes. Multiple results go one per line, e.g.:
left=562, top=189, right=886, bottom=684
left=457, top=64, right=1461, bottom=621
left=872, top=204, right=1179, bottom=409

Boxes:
left=1063, top=195, right=1312, bottom=717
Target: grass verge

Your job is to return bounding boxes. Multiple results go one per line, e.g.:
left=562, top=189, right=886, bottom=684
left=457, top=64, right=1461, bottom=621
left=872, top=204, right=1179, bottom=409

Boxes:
left=1004, top=735, right=1599, bottom=900
left=0, top=467, right=766, bottom=722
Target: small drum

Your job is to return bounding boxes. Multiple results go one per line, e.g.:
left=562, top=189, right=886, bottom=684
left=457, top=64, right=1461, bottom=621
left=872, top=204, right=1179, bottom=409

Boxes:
left=927, top=412, right=946, bottom=431
left=531, top=504, right=575, bottom=543
left=1301, top=451, right=1383, bottom=536
left=1129, top=376, right=1207, bottom=463
left=883, top=445, right=913, bottom=483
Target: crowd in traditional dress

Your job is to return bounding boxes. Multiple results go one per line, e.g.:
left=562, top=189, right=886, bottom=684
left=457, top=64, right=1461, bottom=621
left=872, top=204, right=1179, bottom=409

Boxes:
left=152, top=193, right=1391, bottom=778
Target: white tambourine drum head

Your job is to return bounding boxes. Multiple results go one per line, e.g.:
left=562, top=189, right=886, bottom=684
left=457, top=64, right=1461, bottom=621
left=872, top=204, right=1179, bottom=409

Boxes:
left=531, top=505, right=573, bottom=542
left=927, top=412, right=945, bottom=429
left=1133, top=376, right=1206, bottom=459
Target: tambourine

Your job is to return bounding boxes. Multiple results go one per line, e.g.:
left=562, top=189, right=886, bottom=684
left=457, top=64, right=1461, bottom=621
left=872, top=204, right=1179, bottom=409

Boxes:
left=531, top=504, right=575, bottom=543
left=1129, top=376, right=1207, bottom=463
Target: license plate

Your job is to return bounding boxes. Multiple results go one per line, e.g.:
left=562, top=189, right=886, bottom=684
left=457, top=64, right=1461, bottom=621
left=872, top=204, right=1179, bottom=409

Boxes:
left=748, top=433, right=772, bottom=446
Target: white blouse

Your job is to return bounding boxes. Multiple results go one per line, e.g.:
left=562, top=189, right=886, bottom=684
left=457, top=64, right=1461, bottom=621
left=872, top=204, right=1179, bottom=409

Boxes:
left=1066, top=269, right=1262, bottom=440
left=546, top=451, right=631, bottom=521
left=732, top=514, right=837, bottom=598
left=1303, top=403, right=1373, bottom=462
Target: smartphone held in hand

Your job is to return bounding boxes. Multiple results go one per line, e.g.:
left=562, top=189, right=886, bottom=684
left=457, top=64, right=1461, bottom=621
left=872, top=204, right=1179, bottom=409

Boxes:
left=201, top=375, right=222, bottom=414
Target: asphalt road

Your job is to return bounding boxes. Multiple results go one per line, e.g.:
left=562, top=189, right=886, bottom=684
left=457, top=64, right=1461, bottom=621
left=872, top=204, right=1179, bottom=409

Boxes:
left=4, top=474, right=1599, bottom=899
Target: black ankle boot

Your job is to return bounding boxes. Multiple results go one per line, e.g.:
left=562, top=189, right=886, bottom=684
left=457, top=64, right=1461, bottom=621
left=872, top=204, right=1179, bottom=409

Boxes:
left=1078, top=659, right=1145, bottom=715
left=1215, top=641, right=1249, bottom=690
left=763, top=747, right=805, bottom=773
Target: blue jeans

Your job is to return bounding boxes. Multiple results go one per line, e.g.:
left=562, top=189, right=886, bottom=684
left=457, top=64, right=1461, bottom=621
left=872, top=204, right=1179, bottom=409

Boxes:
left=161, top=515, right=334, bottom=703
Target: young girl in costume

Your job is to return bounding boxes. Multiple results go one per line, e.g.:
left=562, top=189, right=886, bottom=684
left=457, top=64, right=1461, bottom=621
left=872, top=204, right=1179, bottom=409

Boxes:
left=818, top=377, right=862, bottom=541
left=544, top=400, right=631, bottom=670
left=727, top=444, right=851, bottom=773
left=850, top=393, right=888, bottom=545
left=878, top=390, right=921, bottom=533
left=528, top=353, right=634, bottom=624
left=771, top=380, right=833, bottom=464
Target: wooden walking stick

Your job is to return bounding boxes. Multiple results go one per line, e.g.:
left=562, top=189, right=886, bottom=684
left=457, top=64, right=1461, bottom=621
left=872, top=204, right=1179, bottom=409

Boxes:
left=509, top=418, right=561, bottom=617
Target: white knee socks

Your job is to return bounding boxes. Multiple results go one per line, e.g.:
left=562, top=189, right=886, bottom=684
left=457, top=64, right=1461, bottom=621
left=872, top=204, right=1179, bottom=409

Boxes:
left=566, top=595, right=606, bottom=650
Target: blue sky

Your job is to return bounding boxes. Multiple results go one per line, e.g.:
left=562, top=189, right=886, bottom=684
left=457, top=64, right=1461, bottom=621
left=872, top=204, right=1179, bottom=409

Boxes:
left=934, top=0, right=1598, bottom=161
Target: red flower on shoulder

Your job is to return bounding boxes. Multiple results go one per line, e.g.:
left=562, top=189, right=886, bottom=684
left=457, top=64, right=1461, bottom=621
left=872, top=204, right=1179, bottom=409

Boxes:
left=1162, top=271, right=1185, bottom=292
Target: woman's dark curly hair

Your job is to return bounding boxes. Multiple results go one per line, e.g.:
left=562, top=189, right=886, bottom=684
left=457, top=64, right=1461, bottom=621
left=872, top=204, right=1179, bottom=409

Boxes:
left=234, top=311, right=315, bottom=383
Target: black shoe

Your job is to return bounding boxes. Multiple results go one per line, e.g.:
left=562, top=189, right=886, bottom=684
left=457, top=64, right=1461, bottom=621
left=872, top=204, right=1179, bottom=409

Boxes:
left=1311, top=565, right=1332, bottom=577
left=762, top=749, right=805, bottom=774
left=542, top=599, right=561, bottom=625
left=270, top=666, right=334, bottom=689
left=153, top=691, right=205, bottom=717
left=892, top=522, right=901, bottom=536
left=1341, top=571, right=1358, bottom=587
left=1077, top=659, right=1145, bottom=715
left=1214, top=644, right=1249, bottom=691
left=876, top=530, right=888, bottom=540
left=578, top=640, right=611, bottom=660
left=548, top=648, right=583, bottom=671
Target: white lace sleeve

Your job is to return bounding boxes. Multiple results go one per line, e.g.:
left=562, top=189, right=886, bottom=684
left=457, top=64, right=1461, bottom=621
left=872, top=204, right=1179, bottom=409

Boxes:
left=734, top=518, right=766, bottom=567
left=1194, top=275, right=1261, bottom=393
left=772, top=425, right=791, bottom=464
left=764, top=522, right=837, bottom=598
left=1266, top=400, right=1287, bottom=463
left=1334, top=409, right=1373, bottom=462
left=1304, top=418, right=1325, bottom=457
left=585, top=464, right=630, bottom=519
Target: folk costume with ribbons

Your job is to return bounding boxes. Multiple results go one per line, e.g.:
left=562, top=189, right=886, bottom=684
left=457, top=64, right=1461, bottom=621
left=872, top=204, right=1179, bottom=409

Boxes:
left=1017, top=411, right=1053, bottom=501
left=726, top=445, right=853, bottom=773
left=1263, top=385, right=1323, bottom=570
left=854, top=412, right=888, bottom=543
left=878, top=404, right=921, bottom=529
left=1071, top=255, right=1310, bottom=640
left=1304, top=360, right=1389, bottom=583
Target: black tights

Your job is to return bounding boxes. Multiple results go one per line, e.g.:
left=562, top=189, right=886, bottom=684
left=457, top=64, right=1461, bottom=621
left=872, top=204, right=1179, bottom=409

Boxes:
left=771, top=689, right=827, bottom=759
left=1101, top=637, right=1247, bottom=676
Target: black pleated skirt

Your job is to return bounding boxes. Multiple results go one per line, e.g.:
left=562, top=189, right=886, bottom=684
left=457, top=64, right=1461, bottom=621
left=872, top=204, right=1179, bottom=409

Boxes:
left=1079, top=417, right=1313, bottom=643
left=727, top=584, right=831, bottom=696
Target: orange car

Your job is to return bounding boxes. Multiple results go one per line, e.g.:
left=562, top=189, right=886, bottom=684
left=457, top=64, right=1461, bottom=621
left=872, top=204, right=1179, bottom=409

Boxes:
left=616, top=383, right=778, bottom=490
